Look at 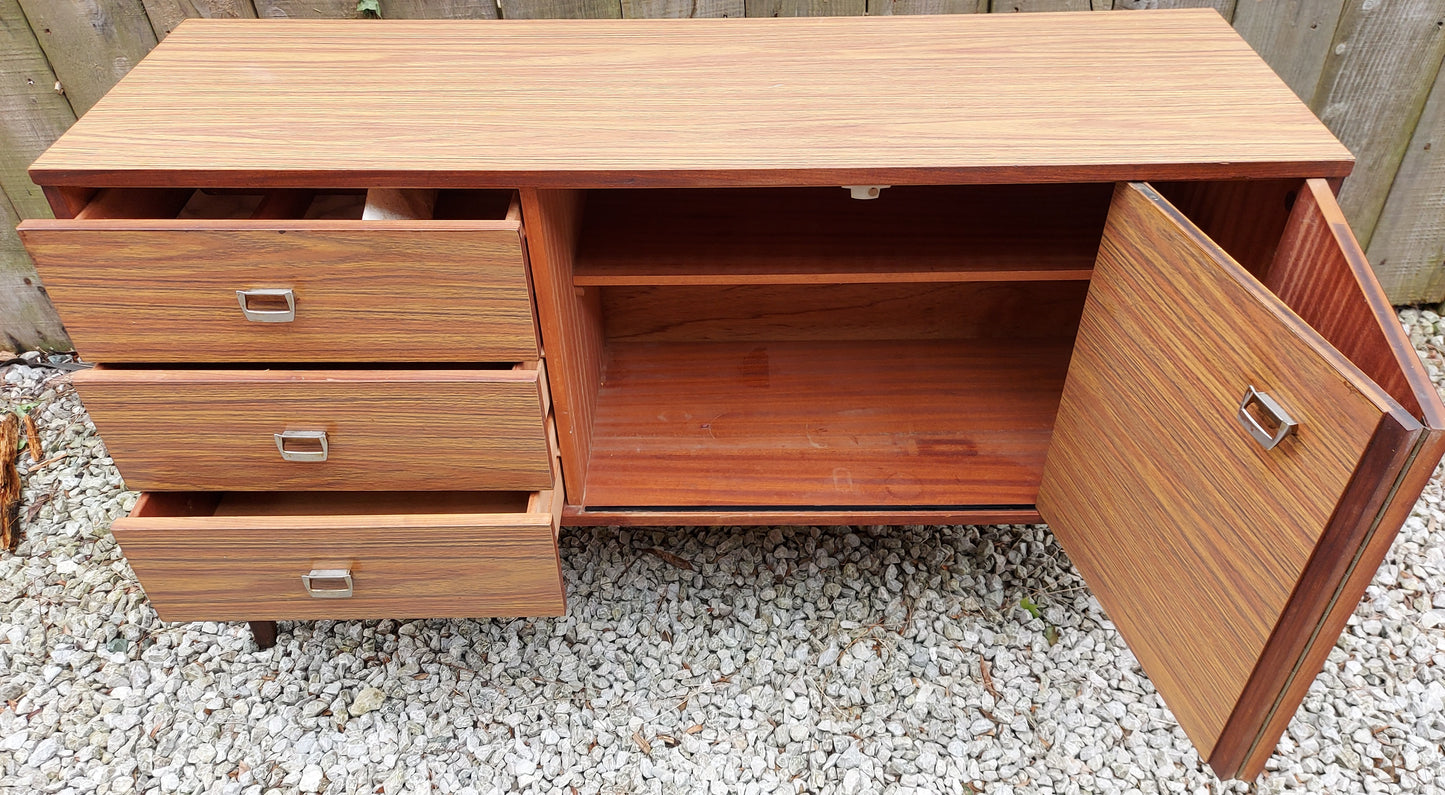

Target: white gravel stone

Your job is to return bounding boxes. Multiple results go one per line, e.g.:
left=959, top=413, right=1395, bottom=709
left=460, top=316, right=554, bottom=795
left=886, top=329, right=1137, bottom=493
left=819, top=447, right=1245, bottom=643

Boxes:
left=5, top=315, right=1445, bottom=793
left=349, top=686, right=386, bottom=717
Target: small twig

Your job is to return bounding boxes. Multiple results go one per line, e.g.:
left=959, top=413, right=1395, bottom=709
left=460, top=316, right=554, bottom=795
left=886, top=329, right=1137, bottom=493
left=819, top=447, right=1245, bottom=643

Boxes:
left=643, top=547, right=694, bottom=571
left=33, top=452, right=70, bottom=470
left=980, top=658, right=999, bottom=700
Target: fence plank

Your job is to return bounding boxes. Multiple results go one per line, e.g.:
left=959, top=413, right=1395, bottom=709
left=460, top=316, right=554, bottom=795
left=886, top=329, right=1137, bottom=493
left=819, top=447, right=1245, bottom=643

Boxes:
left=254, top=1, right=353, bottom=15
left=15, top=0, right=158, bottom=116
left=744, top=0, right=865, bottom=15
left=1312, top=0, right=1445, bottom=249
left=622, top=0, right=742, bottom=15
left=259, top=1, right=503, bottom=18
left=501, top=0, right=621, bottom=17
left=871, top=0, right=985, bottom=12
left=0, top=0, right=77, bottom=219
left=1368, top=62, right=1445, bottom=303
left=0, top=190, right=68, bottom=352
left=143, top=0, right=256, bottom=39
left=1115, top=0, right=1235, bottom=19
left=990, top=1, right=1096, bottom=11
left=1233, top=0, right=1347, bottom=101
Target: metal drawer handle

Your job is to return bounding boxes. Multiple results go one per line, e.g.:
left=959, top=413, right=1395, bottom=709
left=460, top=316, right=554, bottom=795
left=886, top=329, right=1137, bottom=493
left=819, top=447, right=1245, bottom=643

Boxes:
left=301, top=569, right=353, bottom=599
left=1237, top=386, right=1297, bottom=451
left=236, top=288, right=295, bottom=322
left=274, top=430, right=328, bottom=462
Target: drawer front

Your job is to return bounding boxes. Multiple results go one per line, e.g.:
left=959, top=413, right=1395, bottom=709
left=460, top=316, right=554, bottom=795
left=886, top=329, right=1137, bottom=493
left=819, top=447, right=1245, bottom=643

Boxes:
left=113, top=491, right=564, bottom=621
left=17, top=221, right=537, bottom=362
left=73, top=367, right=553, bottom=491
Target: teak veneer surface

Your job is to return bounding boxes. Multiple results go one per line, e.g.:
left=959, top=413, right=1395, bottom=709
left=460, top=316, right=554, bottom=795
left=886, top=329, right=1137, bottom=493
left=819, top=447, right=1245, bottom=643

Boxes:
left=584, top=338, right=1071, bottom=508
left=573, top=185, right=1109, bottom=285
left=18, top=220, right=537, bottom=363
left=600, top=282, right=1089, bottom=342
left=1264, top=179, right=1444, bottom=428
left=563, top=506, right=1044, bottom=527
left=29, top=12, right=1350, bottom=187
left=73, top=368, right=554, bottom=493
left=114, top=491, right=565, bottom=621
left=1037, top=183, right=1418, bottom=767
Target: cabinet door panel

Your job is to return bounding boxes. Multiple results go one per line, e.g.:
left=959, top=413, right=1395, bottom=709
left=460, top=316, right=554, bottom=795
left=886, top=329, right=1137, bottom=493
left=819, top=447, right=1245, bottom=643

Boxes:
left=1264, top=179, right=1444, bottom=428
left=1037, top=182, right=1423, bottom=776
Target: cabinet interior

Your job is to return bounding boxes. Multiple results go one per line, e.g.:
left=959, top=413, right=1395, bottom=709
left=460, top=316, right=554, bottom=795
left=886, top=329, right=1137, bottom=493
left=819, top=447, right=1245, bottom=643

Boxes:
left=132, top=491, right=534, bottom=518
left=558, top=180, right=1317, bottom=511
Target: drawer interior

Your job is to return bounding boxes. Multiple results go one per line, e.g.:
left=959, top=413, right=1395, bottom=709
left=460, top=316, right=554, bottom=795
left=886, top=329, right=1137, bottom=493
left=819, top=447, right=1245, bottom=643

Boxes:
left=132, top=490, right=537, bottom=518
left=71, top=187, right=518, bottom=222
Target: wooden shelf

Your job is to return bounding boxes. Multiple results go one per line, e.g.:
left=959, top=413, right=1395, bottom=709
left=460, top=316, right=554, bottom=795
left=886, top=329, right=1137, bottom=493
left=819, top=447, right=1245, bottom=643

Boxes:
left=582, top=338, right=1073, bottom=508
left=573, top=185, right=1111, bottom=286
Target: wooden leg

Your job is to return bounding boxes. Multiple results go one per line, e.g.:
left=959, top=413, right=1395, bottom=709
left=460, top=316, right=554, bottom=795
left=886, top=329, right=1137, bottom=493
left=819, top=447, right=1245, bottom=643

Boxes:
left=248, top=621, right=278, bottom=649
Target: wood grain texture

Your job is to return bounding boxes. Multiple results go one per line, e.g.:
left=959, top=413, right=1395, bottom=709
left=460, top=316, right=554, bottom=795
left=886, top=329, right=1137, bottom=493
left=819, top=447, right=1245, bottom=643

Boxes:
left=1211, top=408, right=1422, bottom=775
left=500, top=0, right=620, bottom=18
left=0, top=0, right=77, bottom=219
left=113, top=490, right=564, bottom=620
left=563, top=506, right=1042, bottom=526
left=1368, top=57, right=1445, bottom=303
left=1312, top=0, right=1445, bottom=248
left=27, top=13, right=1352, bottom=188
left=19, top=218, right=537, bottom=362
left=622, top=0, right=741, bottom=16
left=584, top=338, right=1071, bottom=508
left=1232, top=0, right=1346, bottom=101
left=1265, top=179, right=1444, bottom=428
left=0, top=189, right=67, bottom=351
left=521, top=189, right=604, bottom=504
left=574, top=185, right=1109, bottom=285
left=72, top=367, right=554, bottom=492
left=600, top=282, right=1088, bottom=342
left=1232, top=426, right=1445, bottom=777
left=1037, top=183, right=1414, bottom=760
left=16, top=0, right=158, bottom=116
left=868, top=0, right=984, bottom=13
left=141, top=0, right=255, bottom=40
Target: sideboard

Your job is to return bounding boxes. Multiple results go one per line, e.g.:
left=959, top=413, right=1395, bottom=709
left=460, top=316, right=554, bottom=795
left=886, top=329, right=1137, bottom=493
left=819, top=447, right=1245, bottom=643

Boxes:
left=17, top=10, right=1443, bottom=779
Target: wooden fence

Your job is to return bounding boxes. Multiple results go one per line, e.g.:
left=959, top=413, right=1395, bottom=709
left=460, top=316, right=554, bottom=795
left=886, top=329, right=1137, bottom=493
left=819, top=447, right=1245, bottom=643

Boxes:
left=2, top=0, right=1443, bottom=351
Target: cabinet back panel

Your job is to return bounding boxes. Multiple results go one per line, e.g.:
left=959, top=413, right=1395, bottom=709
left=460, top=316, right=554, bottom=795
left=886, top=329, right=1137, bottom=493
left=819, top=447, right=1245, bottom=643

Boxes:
left=1153, top=179, right=1300, bottom=279
left=576, top=184, right=1109, bottom=286
left=600, top=282, right=1088, bottom=343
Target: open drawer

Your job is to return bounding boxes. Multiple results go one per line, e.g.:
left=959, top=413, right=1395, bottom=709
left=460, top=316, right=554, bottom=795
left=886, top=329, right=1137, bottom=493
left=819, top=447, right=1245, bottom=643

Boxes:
left=16, top=187, right=538, bottom=362
left=113, top=489, right=564, bottom=621
left=1038, top=180, right=1445, bottom=779
left=72, top=364, right=553, bottom=492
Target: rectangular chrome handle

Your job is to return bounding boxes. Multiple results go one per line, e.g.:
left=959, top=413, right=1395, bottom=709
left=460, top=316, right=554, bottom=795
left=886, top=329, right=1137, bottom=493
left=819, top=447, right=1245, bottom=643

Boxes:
left=301, top=569, right=353, bottom=598
left=236, top=288, right=295, bottom=322
left=1237, top=386, right=1297, bottom=451
left=274, top=430, right=328, bottom=462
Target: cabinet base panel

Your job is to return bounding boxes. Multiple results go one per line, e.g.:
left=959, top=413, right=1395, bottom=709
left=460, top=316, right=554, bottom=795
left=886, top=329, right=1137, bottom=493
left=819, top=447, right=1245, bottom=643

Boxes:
left=563, top=506, right=1042, bottom=527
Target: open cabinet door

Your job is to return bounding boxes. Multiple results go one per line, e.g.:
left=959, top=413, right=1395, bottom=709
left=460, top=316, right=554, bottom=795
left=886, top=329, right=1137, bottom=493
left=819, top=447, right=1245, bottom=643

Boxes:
left=1037, top=182, right=1444, bottom=779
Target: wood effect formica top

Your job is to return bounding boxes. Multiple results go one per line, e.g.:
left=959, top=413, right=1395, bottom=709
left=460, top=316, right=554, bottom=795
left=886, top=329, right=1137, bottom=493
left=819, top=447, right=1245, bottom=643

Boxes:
left=30, top=10, right=1353, bottom=188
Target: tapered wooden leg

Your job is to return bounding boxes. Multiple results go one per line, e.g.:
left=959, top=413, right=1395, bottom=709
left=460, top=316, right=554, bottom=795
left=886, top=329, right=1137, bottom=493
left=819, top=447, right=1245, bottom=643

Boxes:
left=248, top=621, right=278, bottom=649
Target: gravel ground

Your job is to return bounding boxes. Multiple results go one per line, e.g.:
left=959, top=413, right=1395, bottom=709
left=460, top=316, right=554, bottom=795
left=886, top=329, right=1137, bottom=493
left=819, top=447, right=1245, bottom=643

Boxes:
left=2, top=310, right=1445, bottom=794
